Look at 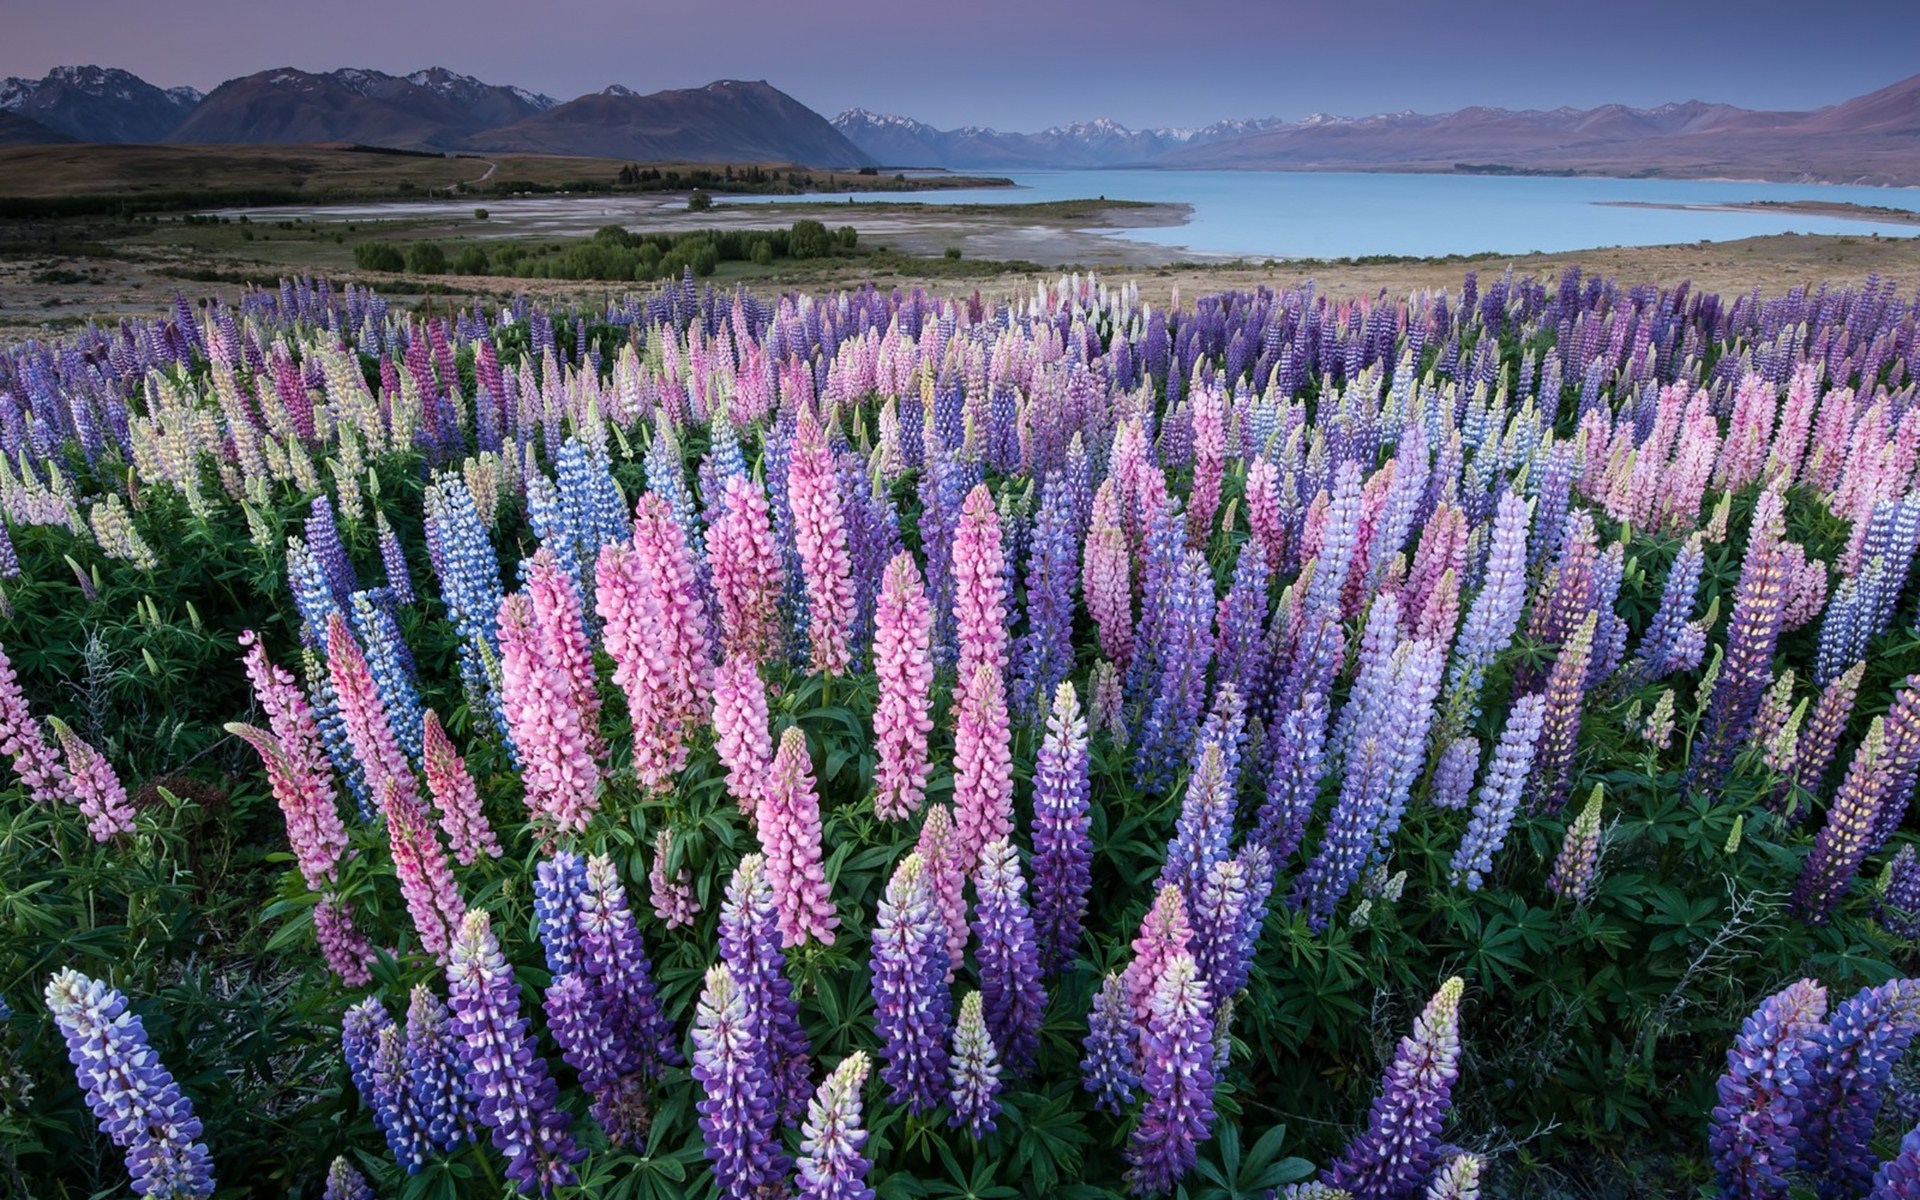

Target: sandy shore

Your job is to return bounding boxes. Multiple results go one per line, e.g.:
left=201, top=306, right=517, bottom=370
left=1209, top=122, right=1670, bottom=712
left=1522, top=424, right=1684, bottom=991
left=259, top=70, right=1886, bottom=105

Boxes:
left=1597, top=199, right=1920, bottom=226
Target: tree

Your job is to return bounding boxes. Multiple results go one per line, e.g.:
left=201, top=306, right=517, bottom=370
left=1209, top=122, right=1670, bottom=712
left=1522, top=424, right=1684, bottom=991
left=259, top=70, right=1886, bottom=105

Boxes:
left=406, top=242, right=448, bottom=275
left=352, top=243, right=405, bottom=272
left=687, top=190, right=713, bottom=212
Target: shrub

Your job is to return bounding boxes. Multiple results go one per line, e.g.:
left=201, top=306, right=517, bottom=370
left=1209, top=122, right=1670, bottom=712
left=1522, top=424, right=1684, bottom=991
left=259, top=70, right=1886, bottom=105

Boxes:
left=405, top=242, right=448, bottom=275
left=351, top=242, right=405, bottom=272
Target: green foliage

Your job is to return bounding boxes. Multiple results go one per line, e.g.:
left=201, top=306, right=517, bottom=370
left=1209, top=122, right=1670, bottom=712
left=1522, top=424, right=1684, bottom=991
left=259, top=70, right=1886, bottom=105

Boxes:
left=351, top=241, right=405, bottom=272
left=405, top=241, right=449, bottom=275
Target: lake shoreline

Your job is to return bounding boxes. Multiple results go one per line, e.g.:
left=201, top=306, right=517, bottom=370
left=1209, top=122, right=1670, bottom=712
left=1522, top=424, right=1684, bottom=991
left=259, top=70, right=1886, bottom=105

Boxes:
left=1596, top=199, right=1920, bottom=226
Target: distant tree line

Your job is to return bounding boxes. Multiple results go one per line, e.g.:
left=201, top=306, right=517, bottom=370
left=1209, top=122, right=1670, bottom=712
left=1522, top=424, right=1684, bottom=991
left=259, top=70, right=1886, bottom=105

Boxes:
left=352, top=218, right=859, bottom=281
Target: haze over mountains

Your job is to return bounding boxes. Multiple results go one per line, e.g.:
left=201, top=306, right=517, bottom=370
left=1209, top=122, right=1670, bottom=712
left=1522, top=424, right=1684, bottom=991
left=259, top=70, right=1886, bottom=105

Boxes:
left=1, top=61, right=1915, bottom=184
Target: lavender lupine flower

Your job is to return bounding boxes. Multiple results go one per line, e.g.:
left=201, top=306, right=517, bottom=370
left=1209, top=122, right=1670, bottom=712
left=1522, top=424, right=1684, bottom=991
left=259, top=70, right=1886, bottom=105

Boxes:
left=376, top=510, right=413, bottom=605
left=971, top=837, right=1047, bottom=1075
left=1424, top=1153, right=1483, bottom=1200
left=1430, top=737, right=1479, bottom=810
left=323, top=1157, right=375, bottom=1200
left=719, top=853, right=813, bottom=1122
left=1693, top=491, right=1792, bottom=792
left=1446, top=491, right=1531, bottom=699
left=1194, top=845, right=1275, bottom=1001
left=1709, top=979, right=1829, bottom=1200
left=1083, top=972, right=1140, bottom=1114
left=1449, top=695, right=1547, bottom=890
left=1546, top=784, right=1605, bottom=904
left=44, top=969, right=216, bottom=1200
left=1792, top=661, right=1866, bottom=807
left=797, top=1051, right=874, bottom=1200
left=1801, top=979, right=1920, bottom=1198
left=1016, top=476, right=1080, bottom=720
left=1215, top=542, right=1273, bottom=709
left=1630, top=535, right=1706, bottom=683
left=870, top=852, right=952, bottom=1115
left=1253, top=689, right=1331, bottom=870
left=1031, top=682, right=1093, bottom=976
left=692, top=964, right=792, bottom=1200
left=0, top=640, right=66, bottom=805
left=1322, top=977, right=1467, bottom=1200
left=1125, top=952, right=1216, bottom=1197
left=949, top=990, right=1003, bottom=1138
left=445, top=909, right=582, bottom=1197
left=406, top=984, right=472, bottom=1154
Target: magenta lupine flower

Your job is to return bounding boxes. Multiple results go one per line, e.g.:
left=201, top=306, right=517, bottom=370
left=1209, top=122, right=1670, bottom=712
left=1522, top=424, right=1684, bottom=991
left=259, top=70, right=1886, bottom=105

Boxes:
left=1125, top=952, right=1216, bottom=1197
left=314, top=897, right=377, bottom=985
left=917, top=804, right=969, bottom=973
left=524, top=547, right=605, bottom=763
left=445, top=909, right=582, bottom=1196
left=870, top=852, right=953, bottom=1114
left=0, top=640, right=65, bottom=804
left=1031, top=681, right=1093, bottom=976
left=1797, top=720, right=1896, bottom=922
left=712, top=654, right=775, bottom=821
left=1124, top=885, right=1196, bottom=1028
left=1083, top=972, right=1139, bottom=1114
left=971, top=837, right=1047, bottom=1074
left=649, top=826, right=701, bottom=929
left=1083, top=480, right=1135, bottom=668
left=498, top=593, right=600, bottom=834
left=692, top=963, right=792, bottom=1199
left=323, top=1157, right=374, bottom=1200
left=953, top=661, right=1014, bottom=876
left=44, top=969, right=216, bottom=1200
left=719, top=853, right=814, bottom=1121
left=1545, top=784, right=1604, bottom=904
left=1186, top=385, right=1225, bottom=545
left=949, top=990, right=1003, bottom=1138
left=1245, top=455, right=1286, bottom=573
left=797, top=1051, right=874, bottom=1200
left=953, top=482, right=1009, bottom=683
left=1323, top=976, right=1467, bottom=1200
left=1709, top=979, right=1829, bottom=1200
left=420, top=708, right=500, bottom=864
left=872, top=552, right=935, bottom=821
left=707, top=473, right=786, bottom=667
left=790, top=406, right=857, bottom=675
left=763, top=726, right=839, bottom=947
left=49, top=719, right=136, bottom=841
left=385, top=777, right=466, bottom=960
left=235, top=630, right=348, bottom=884
left=1530, top=611, right=1597, bottom=813
left=1801, top=980, right=1920, bottom=1198
left=1449, top=695, right=1547, bottom=891
left=325, top=612, right=415, bottom=811
left=1430, top=736, right=1479, bottom=811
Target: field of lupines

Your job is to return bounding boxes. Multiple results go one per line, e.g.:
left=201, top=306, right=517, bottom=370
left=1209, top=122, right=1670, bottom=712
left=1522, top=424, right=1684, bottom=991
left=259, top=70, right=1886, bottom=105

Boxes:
left=2, top=267, right=1920, bottom=1199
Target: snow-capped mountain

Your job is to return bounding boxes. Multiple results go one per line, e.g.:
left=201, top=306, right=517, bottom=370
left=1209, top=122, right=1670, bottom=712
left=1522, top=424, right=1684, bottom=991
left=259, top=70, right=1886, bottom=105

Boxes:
left=0, top=64, right=200, bottom=143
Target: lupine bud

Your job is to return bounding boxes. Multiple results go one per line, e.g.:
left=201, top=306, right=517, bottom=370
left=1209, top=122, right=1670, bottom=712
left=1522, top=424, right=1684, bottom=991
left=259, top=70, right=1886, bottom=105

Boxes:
left=949, top=990, right=1003, bottom=1138
left=1546, top=783, right=1605, bottom=904
left=1323, top=977, right=1466, bottom=1200
left=323, top=1157, right=375, bottom=1200
left=44, top=969, right=216, bottom=1200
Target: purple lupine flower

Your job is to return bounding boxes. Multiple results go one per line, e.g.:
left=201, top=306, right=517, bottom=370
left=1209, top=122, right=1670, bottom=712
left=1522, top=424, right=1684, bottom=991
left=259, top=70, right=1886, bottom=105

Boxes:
left=544, top=971, right=647, bottom=1149
left=1631, top=535, right=1705, bottom=683
left=1030, top=681, right=1093, bottom=977
left=406, top=983, right=471, bottom=1154
left=1692, top=491, right=1792, bottom=792
left=949, top=990, right=1003, bottom=1138
left=1447, top=490, right=1531, bottom=700
left=1252, top=689, right=1330, bottom=871
left=445, top=909, right=582, bottom=1197
left=692, top=963, right=792, bottom=1200
left=1709, top=979, right=1829, bottom=1200
left=1136, top=549, right=1217, bottom=791
left=533, top=851, right=590, bottom=978
left=1125, top=952, right=1216, bottom=1197
left=1162, top=739, right=1236, bottom=915
left=971, top=836, right=1047, bottom=1075
left=1214, top=541, right=1272, bottom=710
left=1882, top=846, right=1920, bottom=940
left=1013, top=475, right=1079, bottom=721
left=43, top=968, right=216, bottom=1200
left=1323, top=977, right=1466, bottom=1200
left=1449, top=695, right=1547, bottom=890
left=1801, top=980, right=1920, bottom=1198
left=719, top=853, right=813, bottom=1123
left=870, top=852, right=952, bottom=1115
left=377, top=510, right=413, bottom=605
left=1083, top=972, right=1139, bottom=1114
left=580, top=853, right=678, bottom=1077
left=1796, top=720, right=1897, bottom=922
left=1430, top=736, right=1479, bottom=810
left=797, top=1051, right=874, bottom=1200
left=323, top=1157, right=375, bottom=1200
left=371, top=1022, right=433, bottom=1173
left=1872, top=1124, right=1920, bottom=1199
left=342, top=997, right=392, bottom=1099
left=1194, top=844, right=1274, bottom=1001
left=1546, top=784, right=1605, bottom=904
left=306, top=494, right=357, bottom=607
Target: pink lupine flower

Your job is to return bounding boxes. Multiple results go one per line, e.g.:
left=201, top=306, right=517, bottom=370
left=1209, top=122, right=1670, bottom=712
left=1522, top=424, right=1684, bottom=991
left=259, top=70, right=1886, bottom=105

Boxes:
left=952, top=662, right=1014, bottom=877
left=421, top=709, right=501, bottom=864
left=232, top=630, right=348, bottom=888
left=649, top=827, right=700, bottom=929
left=324, top=612, right=417, bottom=814
left=383, top=777, right=466, bottom=961
left=711, top=655, right=775, bottom=821
left=314, top=896, right=378, bottom=986
left=916, top=804, right=969, bottom=975
left=1123, top=885, right=1195, bottom=1029
left=760, top=727, right=838, bottom=947
left=1244, top=455, right=1285, bottom=573
left=498, top=594, right=601, bottom=835
left=49, top=719, right=136, bottom=841
left=524, top=548, right=605, bottom=763
left=0, top=641, right=65, bottom=805
left=1083, top=480, right=1135, bottom=668
left=1186, top=384, right=1225, bottom=546
left=953, top=483, right=1008, bottom=683
left=788, top=406, right=856, bottom=675
left=707, top=474, right=785, bottom=667
left=872, top=552, right=935, bottom=821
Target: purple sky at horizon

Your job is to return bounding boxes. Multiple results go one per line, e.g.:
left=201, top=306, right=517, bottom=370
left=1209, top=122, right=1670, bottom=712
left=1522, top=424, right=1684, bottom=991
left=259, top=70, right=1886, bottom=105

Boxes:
left=7, top=0, right=1918, bottom=130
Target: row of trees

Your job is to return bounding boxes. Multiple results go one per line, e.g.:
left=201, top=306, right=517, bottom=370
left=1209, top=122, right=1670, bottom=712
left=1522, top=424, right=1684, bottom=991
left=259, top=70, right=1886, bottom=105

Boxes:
left=350, top=219, right=860, bottom=282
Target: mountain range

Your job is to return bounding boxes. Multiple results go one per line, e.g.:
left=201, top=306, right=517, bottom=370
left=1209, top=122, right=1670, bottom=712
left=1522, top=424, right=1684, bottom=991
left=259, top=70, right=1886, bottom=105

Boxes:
left=1, top=62, right=1916, bottom=184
